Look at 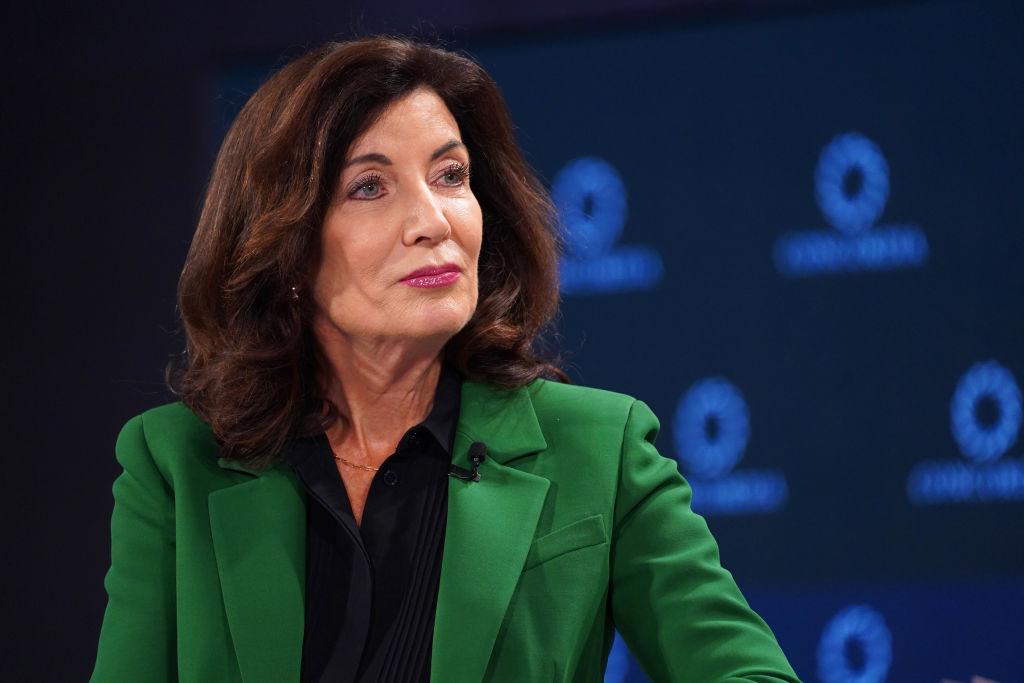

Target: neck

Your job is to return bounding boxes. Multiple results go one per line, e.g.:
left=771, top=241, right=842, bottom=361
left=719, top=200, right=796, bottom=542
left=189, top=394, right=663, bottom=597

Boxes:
left=317, top=328, right=446, bottom=463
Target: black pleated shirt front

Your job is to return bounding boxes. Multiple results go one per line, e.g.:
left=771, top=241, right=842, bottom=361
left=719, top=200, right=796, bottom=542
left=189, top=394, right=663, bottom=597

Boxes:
left=282, top=367, right=461, bottom=683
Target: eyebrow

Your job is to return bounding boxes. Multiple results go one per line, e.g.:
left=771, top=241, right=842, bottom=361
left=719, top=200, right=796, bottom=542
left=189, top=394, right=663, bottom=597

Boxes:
left=430, top=139, right=466, bottom=160
left=343, top=139, right=466, bottom=169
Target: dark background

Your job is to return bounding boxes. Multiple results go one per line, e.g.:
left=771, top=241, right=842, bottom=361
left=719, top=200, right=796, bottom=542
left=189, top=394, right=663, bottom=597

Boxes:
left=5, top=0, right=1021, bottom=680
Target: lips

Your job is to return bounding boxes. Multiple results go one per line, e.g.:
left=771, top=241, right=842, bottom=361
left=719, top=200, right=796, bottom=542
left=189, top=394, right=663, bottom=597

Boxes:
left=400, top=263, right=462, bottom=289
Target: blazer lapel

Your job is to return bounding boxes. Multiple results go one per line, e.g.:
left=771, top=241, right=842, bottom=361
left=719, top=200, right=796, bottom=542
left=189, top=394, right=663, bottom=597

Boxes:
left=209, top=459, right=306, bottom=683
left=432, top=381, right=551, bottom=681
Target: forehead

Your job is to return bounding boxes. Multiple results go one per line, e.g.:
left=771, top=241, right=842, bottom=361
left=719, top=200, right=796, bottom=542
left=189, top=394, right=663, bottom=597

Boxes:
left=348, top=88, right=461, bottom=155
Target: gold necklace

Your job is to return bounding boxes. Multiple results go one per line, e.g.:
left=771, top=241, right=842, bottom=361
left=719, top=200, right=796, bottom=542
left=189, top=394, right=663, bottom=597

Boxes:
left=333, top=454, right=380, bottom=472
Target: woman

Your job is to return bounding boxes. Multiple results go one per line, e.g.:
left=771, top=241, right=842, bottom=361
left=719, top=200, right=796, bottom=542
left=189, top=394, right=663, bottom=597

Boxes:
left=92, top=37, right=801, bottom=682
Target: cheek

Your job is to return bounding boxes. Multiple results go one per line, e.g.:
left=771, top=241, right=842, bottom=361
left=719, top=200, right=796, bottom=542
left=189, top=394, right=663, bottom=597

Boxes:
left=318, top=229, right=388, bottom=295
left=314, top=240, right=349, bottom=302
left=461, top=199, right=484, bottom=263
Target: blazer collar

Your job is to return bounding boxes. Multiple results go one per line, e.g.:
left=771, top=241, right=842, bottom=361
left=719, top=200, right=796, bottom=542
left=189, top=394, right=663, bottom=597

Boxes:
left=210, top=458, right=306, bottom=683
left=431, top=379, right=552, bottom=681
left=450, top=380, right=548, bottom=466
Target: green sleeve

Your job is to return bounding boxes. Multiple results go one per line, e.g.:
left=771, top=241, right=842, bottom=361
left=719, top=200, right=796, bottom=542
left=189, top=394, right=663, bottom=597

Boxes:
left=610, top=400, right=802, bottom=683
left=91, top=415, right=178, bottom=682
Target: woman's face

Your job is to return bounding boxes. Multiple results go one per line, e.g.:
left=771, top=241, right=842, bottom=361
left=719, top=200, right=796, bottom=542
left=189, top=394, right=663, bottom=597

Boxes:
left=312, top=88, right=483, bottom=350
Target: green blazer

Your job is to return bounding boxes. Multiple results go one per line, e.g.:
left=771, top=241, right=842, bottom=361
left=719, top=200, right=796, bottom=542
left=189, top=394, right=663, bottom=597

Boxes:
left=92, top=380, right=801, bottom=682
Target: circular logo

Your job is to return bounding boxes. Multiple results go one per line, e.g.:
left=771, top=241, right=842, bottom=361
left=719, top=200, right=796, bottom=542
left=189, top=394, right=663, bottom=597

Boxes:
left=551, top=157, right=628, bottom=258
left=950, top=360, right=1022, bottom=463
left=673, top=377, right=750, bottom=479
left=816, top=605, right=892, bottom=683
left=815, top=132, right=890, bottom=235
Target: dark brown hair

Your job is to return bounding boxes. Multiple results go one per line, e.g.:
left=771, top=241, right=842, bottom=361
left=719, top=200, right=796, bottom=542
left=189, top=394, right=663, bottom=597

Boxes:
left=174, top=37, right=565, bottom=468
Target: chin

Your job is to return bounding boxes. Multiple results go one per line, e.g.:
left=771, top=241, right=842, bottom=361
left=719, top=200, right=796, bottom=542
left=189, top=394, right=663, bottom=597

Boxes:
left=407, top=303, right=475, bottom=343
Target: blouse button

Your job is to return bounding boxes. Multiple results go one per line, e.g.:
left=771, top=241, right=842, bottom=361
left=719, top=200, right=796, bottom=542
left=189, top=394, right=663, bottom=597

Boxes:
left=383, top=470, right=399, bottom=486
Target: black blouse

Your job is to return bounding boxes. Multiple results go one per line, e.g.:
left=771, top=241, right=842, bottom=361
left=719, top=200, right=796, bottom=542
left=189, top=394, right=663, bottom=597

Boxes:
left=282, top=367, right=461, bottom=683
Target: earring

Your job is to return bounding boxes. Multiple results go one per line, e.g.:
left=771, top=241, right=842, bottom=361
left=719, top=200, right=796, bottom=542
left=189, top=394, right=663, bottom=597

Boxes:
left=290, top=286, right=300, bottom=301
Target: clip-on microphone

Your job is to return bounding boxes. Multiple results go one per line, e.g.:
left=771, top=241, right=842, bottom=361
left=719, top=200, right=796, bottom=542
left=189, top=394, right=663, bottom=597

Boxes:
left=449, top=441, right=487, bottom=482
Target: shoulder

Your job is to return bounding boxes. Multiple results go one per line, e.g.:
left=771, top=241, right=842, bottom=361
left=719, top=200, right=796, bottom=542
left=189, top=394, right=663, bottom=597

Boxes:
left=527, top=380, right=659, bottom=437
left=527, top=379, right=636, bottom=413
left=462, top=379, right=649, bottom=438
left=115, top=402, right=222, bottom=481
left=462, top=378, right=658, bottom=437
left=121, top=402, right=217, bottom=455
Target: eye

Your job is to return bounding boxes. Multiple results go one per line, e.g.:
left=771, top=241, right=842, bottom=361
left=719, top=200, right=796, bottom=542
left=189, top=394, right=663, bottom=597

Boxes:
left=438, top=161, right=470, bottom=187
left=347, top=173, right=385, bottom=200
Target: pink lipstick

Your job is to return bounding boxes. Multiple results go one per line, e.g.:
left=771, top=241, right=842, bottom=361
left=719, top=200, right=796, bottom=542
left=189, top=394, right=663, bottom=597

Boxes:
left=401, top=264, right=461, bottom=289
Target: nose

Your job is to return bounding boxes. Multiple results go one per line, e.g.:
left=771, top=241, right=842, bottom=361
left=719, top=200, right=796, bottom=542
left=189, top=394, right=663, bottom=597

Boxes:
left=402, top=183, right=452, bottom=246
